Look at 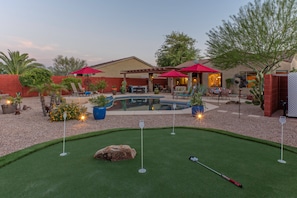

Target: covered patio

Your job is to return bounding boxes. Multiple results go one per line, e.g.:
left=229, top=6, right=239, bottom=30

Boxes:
left=121, top=67, right=177, bottom=92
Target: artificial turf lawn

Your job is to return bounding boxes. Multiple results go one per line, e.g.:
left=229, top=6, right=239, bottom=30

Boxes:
left=0, top=127, right=297, bottom=198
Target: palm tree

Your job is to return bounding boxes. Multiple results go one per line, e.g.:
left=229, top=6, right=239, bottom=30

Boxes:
left=0, top=50, right=43, bottom=74
left=46, top=83, right=68, bottom=111
left=28, top=84, right=48, bottom=116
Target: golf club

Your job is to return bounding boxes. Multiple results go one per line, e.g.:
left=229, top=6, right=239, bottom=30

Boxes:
left=189, top=156, right=243, bottom=188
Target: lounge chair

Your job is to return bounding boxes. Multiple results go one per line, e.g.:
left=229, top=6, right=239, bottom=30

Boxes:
left=176, top=87, right=195, bottom=99
left=173, top=86, right=187, bottom=99
left=77, top=82, right=92, bottom=96
left=70, top=83, right=85, bottom=96
left=77, top=82, right=86, bottom=92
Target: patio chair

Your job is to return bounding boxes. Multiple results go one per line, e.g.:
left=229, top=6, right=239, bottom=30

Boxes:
left=176, top=87, right=194, bottom=99
left=173, top=86, right=187, bottom=99
left=77, top=82, right=92, bottom=96
left=220, top=88, right=230, bottom=99
left=70, top=83, right=85, bottom=96
left=78, top=82, right=86, bottom=92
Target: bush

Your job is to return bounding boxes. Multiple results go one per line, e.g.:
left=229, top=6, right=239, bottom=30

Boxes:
left=49, top=102, right=87, bottom=121
left=88, top=95, right=109, bottom=107
left=61, top=77, right=82, bottom=91
left=19, top=68, right=53, bottom=87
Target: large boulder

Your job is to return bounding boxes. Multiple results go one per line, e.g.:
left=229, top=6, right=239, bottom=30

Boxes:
left=94, top=145, right=137, bottom=162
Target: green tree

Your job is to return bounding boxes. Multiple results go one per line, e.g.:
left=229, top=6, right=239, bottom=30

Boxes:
left=19, top=68, right=53, bottom=87
left=0, top=50, right=43, bottom=74
left=19, top=68, right=53, bottom=116
left=206, top=0, right=297, bottom=110
left=155, top=31, right=201, bottom=67
left=48, top=55, right=87, bottom=76
left=61, top=77, right=82, bottom=91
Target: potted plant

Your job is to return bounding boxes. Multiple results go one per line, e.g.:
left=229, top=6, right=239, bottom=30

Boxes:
left=190, top=92, right=205, bottom=117
left=89, top=95, right=109, bottom=120
left=120, top=81, right=127, bottom=94
left=97, top=80, right=107, bottom=93
left=111, top=85, right=117, bottom=95
left=1, top=93, right=22, bottom=114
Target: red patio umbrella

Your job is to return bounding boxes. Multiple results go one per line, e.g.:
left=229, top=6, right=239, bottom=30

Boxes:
left=70, top=66, right=103, bottom=91
left=159, top=70, right=188, bottom=94
left=179, top=63, right=219, bottom=73
left=70, top=66, right=103, bottom=75
left=159, top=69, right=188, bottom=78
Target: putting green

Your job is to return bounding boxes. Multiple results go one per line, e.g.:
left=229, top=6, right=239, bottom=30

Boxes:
left=0, top=127, right=297, bottom=198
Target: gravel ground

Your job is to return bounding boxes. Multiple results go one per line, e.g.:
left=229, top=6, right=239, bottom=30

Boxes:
left=1, top=95, right=296, bottom=157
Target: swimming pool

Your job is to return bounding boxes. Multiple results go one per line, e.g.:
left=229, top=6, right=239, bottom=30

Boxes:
left=107, top=96, right=190, bottom=111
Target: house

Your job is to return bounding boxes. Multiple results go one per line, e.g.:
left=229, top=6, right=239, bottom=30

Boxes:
left=91, top=56, right=155, bottom=78
left=176, top=59, right=293, bottom=95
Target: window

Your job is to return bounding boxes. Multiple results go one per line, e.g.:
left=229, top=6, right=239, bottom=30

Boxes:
left=239, top=71, right=256, bottom=88
left=208, top=73, right=221, bottom=87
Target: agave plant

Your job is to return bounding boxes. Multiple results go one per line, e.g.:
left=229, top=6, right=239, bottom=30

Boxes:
left=249, top=71, right=264, bottom=109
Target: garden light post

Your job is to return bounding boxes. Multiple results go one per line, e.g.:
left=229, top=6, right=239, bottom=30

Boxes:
left=171, top=103, right=176, bottom=135
left=138, top=120, right=146, bottom=173
left=278, top=116, right=286, bottom=164
left=60, top=111, right=68, bottom=157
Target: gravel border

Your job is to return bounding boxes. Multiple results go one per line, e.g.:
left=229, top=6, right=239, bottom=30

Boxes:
left=0, top=95, right=296, bottom=157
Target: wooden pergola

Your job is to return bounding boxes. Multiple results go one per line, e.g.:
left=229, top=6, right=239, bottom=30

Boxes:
left=120, top=67, right=176, bottom=92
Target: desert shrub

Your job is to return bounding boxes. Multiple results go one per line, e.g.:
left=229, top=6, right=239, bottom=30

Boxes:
left=49, top=102, right=87, bottom=121
left=61, top=77, right=82, bottom=91
left=19, top=68, right=53, bottom=87
left=89, top=80, right=107, bottom=92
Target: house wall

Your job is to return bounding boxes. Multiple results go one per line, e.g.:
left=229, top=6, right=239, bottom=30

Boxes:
left=93, top=58, right=153, bottom=78
left=201, top=60, right=291, bottom=95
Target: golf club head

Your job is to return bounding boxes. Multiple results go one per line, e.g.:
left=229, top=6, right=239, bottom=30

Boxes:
left=189, top=156, right=198, bottom=162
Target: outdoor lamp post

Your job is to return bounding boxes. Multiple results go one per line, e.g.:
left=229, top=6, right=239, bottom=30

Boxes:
left=278, top=116, right=286, bottom=164
left=171, top=103, right=177, bottom=135
left=138, top=120, right=146, bottom=173
left=60, top=111, right=68, bottom=156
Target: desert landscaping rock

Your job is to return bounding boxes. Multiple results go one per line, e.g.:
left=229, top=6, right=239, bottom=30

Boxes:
left=94, top=145, right=136, bottom=161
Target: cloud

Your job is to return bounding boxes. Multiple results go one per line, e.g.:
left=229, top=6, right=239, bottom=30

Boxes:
left=17, top=39, right=57, bottom=51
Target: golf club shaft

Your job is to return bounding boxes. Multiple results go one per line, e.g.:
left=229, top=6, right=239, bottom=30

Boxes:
left=192, top=157, right=242, bottom=188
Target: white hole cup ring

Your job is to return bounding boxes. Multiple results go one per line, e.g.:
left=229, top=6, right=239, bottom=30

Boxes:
left=279, top=116, right=286, bottom=125
left=173, top=103, right=177, bottom=110
left=139, top=120, right=144, bottom=129
left=63, top=111, right=67, bottom=120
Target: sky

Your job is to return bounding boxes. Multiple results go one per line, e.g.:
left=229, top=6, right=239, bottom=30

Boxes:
left=0, top=0, right=252, bottom=67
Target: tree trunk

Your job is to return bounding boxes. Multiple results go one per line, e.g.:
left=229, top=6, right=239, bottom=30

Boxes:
left=49, top=93, right=56, bottom=112
left=39, top=94, right=47, bottom=116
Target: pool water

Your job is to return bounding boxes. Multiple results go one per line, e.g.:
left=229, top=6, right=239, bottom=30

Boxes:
left=107, top=97, right=189, bottom=111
